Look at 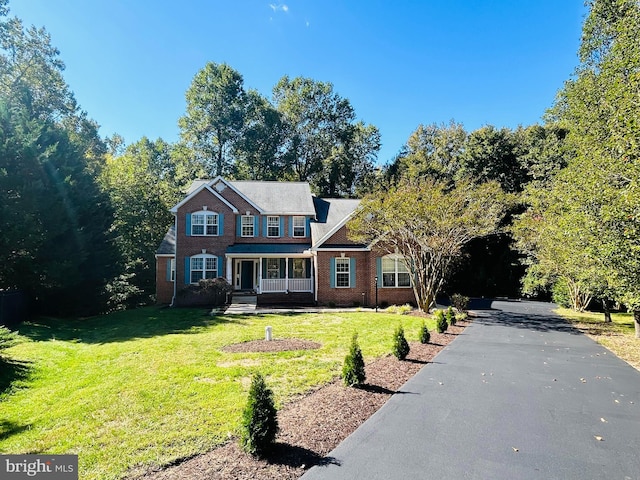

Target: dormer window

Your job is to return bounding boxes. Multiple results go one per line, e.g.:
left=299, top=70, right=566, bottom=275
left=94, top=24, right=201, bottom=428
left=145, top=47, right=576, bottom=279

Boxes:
left=192, top=211, right=219, bottom=236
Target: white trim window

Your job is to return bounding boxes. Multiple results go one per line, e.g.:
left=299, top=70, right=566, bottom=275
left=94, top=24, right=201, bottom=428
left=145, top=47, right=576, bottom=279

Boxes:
left=382, top=256, right=411, bottom=288
left=293, top=216, right=306, bottom=237
left=241, top=215, right=254, bottom=237
left=267, top=258, right=280, bottom=279
left=192, top=212, right=218, bottom=236
left=191, top=254, right=217, bottom=283
left=267, top=216, right=280, bottom=237
left=335, top=258, right=350, bottom=288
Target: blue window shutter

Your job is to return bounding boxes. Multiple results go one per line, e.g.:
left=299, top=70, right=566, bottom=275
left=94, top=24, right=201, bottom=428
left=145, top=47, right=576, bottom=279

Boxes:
left=185, top=214, right=191, bottom=236
left=279, top=258, right=286, bottom=278
left=255, top=216, right=259, bottom=237
left=306, top=217, right=311, bottom=237
left=330, top=258, right=336, bottom=288
left=262, top=259, right=267, bottom=278
left=305, top=258, right=312, bottom=278
left=350, top=258, right=356, bottom=288
left=184, top=257, right=191, bottom=285
left=263, top=216, right=268, bottom=237
left=218, top=213, right=224, bottom=236
left=376, top=257, right=382, bottom=283
left=218, top=256, right=224, bottom=277
left=166, top=258, right=172, bottom=281
left=279, top=217, right=284, bottom=237
left=236, top=216, right=241, bottom=236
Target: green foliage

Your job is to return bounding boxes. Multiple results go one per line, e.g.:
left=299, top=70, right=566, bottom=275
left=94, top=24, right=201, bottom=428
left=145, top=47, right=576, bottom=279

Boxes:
left=445, top=306, right=456, bottom=326
left=384, top=304, right=413, bottom=315
left=349, top=178, right=510, bottom=312
left=342, top=333, right=366, bottom=387
left=435, top=310, right=448, bottom=333
left=450, top=294, right=470, bottom=313
left=240, top=373, right=279, bottom=456
left=419, top=321, right=430, bottom=344
left=0, top=325, right=18, bottom=356
left=176, top=278, right=233, bottom=307
left=551, top=278, right=573, bottom=309
left=392, top=324, right=410, bottom=360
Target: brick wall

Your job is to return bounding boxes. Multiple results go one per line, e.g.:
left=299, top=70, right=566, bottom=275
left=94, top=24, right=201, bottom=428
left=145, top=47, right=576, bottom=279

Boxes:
left=156, top=256, right=174, bottom=304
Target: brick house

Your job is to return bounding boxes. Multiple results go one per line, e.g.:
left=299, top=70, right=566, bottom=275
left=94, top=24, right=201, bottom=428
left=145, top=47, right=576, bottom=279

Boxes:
left=155, top=177, right=416, bottom=308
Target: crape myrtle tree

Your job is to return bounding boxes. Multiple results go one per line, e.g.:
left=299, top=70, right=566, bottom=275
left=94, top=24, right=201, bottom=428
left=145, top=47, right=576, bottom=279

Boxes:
left=348, top=179, right=510, bottom=312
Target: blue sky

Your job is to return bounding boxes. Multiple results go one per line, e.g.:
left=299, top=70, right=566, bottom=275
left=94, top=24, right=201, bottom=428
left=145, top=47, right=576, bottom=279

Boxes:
left=10, top=0, right=586, bottom=164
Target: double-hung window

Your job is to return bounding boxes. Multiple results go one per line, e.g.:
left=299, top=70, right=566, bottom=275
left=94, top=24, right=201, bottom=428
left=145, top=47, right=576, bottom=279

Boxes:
left=292, top=216, right=306, bottom=237
left=335, top=258, right=350, bottom=288
left=190, top=255, right=217, bottom=283
left=192, top=212, right=218, bottom=236
left=382, top=256, right=411, bottom=287
left=267, top=216, right=280, bottom=237
left=292, top=258, right=306, bottom=278
left=267, top=258, right=280, bottom=279
left=241, top=215, right=254, bottom=237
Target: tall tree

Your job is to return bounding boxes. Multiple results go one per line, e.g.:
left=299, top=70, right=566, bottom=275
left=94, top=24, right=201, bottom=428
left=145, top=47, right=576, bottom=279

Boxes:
left=179, top=62, right=247, bottom=177
left=233, top=90, right=292, bottom=180
left=273, top=75, right=380, bottom=195
left=521, top=0, right=640, bottom=334
left=99, top=138, right=187, bottom=306
left=348, top=179, right=510, bottom=311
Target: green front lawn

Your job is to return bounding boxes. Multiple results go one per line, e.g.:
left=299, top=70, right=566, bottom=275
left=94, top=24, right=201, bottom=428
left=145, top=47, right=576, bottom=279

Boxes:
left=0, top=307, right=431, bottom=480
left=557, top=307, right=640, bottom=371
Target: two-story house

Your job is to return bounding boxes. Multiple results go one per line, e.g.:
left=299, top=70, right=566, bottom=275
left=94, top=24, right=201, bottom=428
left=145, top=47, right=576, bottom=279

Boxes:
left=155, top=177, right=416, bottom=308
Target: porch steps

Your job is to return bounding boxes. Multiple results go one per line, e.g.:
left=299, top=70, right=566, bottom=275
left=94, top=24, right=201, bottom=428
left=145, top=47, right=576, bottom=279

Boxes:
left=225, top=294, right=257, bottom=314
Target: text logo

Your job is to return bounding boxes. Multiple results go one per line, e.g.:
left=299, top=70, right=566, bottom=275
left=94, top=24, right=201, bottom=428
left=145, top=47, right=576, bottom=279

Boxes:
left=1, top=455, right=78, bottom=479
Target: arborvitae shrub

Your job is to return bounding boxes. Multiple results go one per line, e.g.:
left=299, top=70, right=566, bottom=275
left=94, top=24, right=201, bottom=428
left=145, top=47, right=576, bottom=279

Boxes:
left=446, top=306, right=456, bottom=326
left=240, top=373, right=279, bottom=456
left=392, top=324, right=410, bottom=360
left=419, top=321, right=430, bottom=344
left=435, top=310, right=448, bottom=333
left=342, top=333, right=366, bottom=386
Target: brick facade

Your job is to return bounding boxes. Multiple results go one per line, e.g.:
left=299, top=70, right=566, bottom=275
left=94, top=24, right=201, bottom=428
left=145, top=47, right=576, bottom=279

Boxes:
left=155, top=256, right=174, bottom=304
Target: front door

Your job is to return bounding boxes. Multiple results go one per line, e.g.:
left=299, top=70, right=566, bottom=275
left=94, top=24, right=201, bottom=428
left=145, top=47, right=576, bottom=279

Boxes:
left=240, top=260, right=254, bottom=290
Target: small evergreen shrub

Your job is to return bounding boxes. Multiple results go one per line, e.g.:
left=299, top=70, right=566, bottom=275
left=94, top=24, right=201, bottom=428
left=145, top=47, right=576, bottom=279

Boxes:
left=342, top=333, right=366, bottom=386
left=450, top=293, right=470, bottom=313
left=446, top=306, right=456, bottom=326
left=385, top=304, right=413, bottom=315
left=419, top=321, right=430, bottom=344
left=240, top=373, right=279, bottom=456
left=435, top=310, right=448, bottom=333
left=392, top=324, right=410, bottom=360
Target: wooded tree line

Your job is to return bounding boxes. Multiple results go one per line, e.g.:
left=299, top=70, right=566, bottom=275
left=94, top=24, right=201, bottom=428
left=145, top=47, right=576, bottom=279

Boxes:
left=1, top=0, right=637, bottom=325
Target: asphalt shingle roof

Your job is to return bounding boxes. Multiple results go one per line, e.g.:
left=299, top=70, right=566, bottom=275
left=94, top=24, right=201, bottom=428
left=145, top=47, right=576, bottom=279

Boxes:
left=156, top=225, right=176, bottom=255
left=228, top=181, right=316, bottom=215
left=310, top=197, right=361, bottom=246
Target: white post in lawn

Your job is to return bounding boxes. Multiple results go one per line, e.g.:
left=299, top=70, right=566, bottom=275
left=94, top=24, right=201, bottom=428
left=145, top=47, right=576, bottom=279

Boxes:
left=265, top=326, right=273, bottom=341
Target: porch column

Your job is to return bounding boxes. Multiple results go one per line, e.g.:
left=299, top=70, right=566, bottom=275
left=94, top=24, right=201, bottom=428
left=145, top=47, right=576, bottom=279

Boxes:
left=226, top=257, right=233, bottom=285
left=285, top=256, right=289, bottom=292
left=258, top=257, right=262, bottom=294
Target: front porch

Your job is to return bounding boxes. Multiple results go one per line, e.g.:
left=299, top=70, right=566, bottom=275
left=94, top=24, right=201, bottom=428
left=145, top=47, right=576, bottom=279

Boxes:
left=225, top=244, right=314, bottom=295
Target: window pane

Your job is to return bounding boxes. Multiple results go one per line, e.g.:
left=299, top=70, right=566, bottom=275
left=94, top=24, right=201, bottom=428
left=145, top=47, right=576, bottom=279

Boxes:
left=204, top=270, right=216, bottom=279
left=398, top=272, right=411, bottom=287
left=336, top=273, right=350, bottom=287
left=191, top=257, right=203, bottom=270
left=191, top=271, right=202, bottom=283
left=382, top=272, right=396, bottom=287
left=382, top=257, right=395, bottom=273
left=267, top=258, right=279, bottom=279
left=293, top=216, right=305, bottom=237
left=336, top=258, right=350, bottom=272
left=292, top=258, right=305, bottom=278
left=335, top=258, right=350, bottom=287
left=268, top=216, right=279, bottom=237
left=242, top=216, right=254, bottom=236
left=205, top=257, right=217, bottom=270
left=192, top=214, right=204, bottom=225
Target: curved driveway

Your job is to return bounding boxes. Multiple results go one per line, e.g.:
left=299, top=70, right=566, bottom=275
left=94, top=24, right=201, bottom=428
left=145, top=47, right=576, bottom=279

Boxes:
left=302, top=300, right=640, bottom=480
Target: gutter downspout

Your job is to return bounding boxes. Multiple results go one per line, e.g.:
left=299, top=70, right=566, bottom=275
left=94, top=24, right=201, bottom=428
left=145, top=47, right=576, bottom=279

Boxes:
left=170, top=213, right=178, bottom=307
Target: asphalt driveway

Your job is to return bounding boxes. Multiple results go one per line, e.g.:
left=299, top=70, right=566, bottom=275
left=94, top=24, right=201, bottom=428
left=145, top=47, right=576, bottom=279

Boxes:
left=302, top=300, right=640, bottom=480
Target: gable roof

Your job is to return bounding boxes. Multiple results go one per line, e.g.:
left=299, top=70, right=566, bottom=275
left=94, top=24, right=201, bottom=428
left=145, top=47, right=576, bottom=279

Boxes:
left=174, top=177, right=316, bottom=216
left=228, top=180, right=316, bottom=215
left=310, top=197, right=361, bottom=248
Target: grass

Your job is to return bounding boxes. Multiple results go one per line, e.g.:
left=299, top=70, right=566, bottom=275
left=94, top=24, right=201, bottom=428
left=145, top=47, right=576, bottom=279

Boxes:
left=557, top=307, right=640, bottom=371
left=0, top=307, right=434, bottom=480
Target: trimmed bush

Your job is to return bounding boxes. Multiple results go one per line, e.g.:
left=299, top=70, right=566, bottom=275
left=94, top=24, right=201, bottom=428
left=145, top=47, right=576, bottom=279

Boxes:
left=419, top=321, right=430, bottom=344
left=435, top=310, right=448, bottom=333
left=342, top=333, right=366, bottom=386
left=450, top=293, right=470, bottom=313
left=446, top=306, right=456, bottom=326
left=392, top=324, right=410, bottom=360
left=240, top=373, right=279, bottom=456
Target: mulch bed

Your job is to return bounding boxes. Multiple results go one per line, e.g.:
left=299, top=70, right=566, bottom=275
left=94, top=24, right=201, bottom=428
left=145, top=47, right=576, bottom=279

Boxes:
left=131, top=321, right=469, bottom=480
left=221, top=339, right=322, bottom=353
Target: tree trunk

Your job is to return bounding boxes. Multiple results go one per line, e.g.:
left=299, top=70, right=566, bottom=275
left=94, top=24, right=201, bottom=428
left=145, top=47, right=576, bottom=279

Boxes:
left=634, top=309, right=640, bottom=339
left=602, top=299, right=612, bottom=323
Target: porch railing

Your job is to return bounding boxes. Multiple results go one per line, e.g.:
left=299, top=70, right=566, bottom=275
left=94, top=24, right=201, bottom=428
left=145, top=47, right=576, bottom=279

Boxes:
left=261, top=278, right=312, bottom=293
